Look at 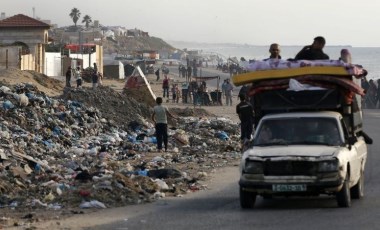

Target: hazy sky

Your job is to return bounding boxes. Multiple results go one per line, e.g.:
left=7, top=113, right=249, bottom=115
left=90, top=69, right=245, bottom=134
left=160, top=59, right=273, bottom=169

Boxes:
left=2, top=0, right=380, bottom=47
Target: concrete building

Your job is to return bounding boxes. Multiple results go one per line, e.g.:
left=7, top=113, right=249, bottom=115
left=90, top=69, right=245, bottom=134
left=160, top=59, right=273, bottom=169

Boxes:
left=0, top=14, right=50, bottom=73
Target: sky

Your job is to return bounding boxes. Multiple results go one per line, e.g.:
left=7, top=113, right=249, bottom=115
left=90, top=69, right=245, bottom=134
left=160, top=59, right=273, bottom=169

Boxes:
left=2, top=0, right=380, bottom=47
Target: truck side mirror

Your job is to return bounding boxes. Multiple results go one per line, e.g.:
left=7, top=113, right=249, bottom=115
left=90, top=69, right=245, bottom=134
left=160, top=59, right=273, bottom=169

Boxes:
left=360, top=131, right=373, bottom=144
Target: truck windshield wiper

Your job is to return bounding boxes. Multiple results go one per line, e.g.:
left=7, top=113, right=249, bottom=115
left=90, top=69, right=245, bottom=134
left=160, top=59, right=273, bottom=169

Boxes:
left=254, top=140, right=289, bottom=146
left=291, top=141, right=334, bottom=146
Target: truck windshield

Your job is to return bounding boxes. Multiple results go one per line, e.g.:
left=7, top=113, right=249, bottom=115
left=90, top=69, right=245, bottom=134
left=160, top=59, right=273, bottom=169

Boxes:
left=253, top=117, right=343, bottom=146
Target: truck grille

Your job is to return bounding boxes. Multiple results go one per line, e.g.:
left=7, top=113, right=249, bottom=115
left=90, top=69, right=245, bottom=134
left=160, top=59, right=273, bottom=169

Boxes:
left=264, top=161, right=316, bottom=176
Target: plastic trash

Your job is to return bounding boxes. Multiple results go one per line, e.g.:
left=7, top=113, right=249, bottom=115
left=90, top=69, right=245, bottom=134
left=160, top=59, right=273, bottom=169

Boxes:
left=79, top=200, right=107, bottom=209
left=136, top=169, right=148, bottom=176
left=214, top=131, right=229, bottom=140
left=32, top=199, right=48, bottom=207
left=143, top=136, right=157, bottom=143
left=2, top=100, right=14, bottom=110
left=34, top=164, right=41, bottom=174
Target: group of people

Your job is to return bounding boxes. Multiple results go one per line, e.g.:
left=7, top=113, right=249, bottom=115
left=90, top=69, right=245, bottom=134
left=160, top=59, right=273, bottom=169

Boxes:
left=65, top=66, right=82, bottom=88
left=235, top=36, right=341, bottom=145
left=178, top=65, right=193, bottom=82
left=65, top=62, right=102, bottom=90
left=161, top=74, right=216, bottom=105
left=262, top=36, right=329, bottom=62
left=361, top=77, right=380, bottom=109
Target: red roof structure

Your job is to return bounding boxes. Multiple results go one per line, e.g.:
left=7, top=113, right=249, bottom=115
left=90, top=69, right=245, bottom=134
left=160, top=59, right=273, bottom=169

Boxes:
left=65, top=43, right=96, bottom=52
left=0, top=14, right=50, bottom=28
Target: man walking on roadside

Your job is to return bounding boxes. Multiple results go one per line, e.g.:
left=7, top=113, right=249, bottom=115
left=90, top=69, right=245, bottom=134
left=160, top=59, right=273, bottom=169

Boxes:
left=152, top=97, right=177, bottom=152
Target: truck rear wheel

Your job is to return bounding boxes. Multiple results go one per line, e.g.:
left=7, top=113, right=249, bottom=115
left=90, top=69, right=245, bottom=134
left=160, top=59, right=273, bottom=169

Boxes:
left=351, top=170, right=364, bottom=199
left=336, top=172, right=351, bottom=207
left=239, top=187, right=257, bottom=209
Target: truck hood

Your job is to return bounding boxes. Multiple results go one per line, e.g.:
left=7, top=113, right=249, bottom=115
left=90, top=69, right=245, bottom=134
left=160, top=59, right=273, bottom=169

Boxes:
left=246, top=145, right=339, bottom=158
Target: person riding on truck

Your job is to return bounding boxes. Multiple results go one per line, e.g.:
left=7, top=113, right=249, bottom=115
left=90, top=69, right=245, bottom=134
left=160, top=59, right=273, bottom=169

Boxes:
left=236, top=94, right=254, bottom=143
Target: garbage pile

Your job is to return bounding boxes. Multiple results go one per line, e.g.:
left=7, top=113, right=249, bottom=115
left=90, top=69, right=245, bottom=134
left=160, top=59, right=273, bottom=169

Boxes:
left=0, top=82, right=241, bottom=222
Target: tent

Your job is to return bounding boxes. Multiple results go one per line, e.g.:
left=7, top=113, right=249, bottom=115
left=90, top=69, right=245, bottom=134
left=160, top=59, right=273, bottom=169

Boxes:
left=191, top=75, right=222, bottom=105
left=103, top=60, right=124, bottom=79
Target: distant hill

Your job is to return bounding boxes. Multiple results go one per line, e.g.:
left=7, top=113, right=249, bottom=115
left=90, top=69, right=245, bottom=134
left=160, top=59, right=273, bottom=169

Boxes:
left=103, top=36, right=177, bottom=54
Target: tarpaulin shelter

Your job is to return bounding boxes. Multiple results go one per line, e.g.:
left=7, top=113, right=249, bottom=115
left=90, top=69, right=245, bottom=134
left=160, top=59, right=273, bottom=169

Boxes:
left=191, top=75, right=221, bottom=91
left=124, top=66, right=156, bottom=106
left=191, top=75, right=222, bottom=105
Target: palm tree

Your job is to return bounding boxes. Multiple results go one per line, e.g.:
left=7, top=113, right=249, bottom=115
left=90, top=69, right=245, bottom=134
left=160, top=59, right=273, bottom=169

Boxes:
left=82, top=15, right=92, bottom=29
left=69, top=8, right=81, bottom=27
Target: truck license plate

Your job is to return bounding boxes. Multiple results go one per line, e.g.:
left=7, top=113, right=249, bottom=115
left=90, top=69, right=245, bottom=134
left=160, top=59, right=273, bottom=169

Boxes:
left=272, top=184, right=307, bottom=192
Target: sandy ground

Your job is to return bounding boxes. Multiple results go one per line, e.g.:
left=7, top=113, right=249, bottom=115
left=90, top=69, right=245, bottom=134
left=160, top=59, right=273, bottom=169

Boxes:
left=104, top=69, right=241, bottom=122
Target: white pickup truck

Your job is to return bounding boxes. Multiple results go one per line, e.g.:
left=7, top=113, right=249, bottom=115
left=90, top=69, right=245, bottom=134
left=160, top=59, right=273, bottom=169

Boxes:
left=239, top=111, right=367, bottom=208
left=239, top=88, right=371, bottom=208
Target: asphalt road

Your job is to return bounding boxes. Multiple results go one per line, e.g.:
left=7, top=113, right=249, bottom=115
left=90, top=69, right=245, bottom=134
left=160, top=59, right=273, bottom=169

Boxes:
left=87, top=110, right=380, bottom=230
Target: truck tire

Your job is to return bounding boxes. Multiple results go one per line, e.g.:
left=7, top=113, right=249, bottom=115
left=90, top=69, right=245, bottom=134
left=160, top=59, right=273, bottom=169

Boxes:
left=351, top=170, right=364, bottom=199
left=336, top=172, right=351, bottom=207
left=239, top=187, right=257, bottom=209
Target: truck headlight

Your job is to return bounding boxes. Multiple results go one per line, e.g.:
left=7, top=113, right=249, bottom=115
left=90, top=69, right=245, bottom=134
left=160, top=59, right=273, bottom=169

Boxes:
left=318, top=160, right=339, bottom=172
left=244, top=160, right=263, bottom=174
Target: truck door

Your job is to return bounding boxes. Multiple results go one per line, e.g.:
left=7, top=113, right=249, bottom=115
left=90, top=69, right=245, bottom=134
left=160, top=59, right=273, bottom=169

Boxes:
left=341, top=118, right=361, bottom=184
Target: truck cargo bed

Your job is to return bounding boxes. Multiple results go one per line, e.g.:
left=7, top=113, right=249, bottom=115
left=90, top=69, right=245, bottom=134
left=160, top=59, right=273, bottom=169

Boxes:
left=252, top=89, right=362, bottom=134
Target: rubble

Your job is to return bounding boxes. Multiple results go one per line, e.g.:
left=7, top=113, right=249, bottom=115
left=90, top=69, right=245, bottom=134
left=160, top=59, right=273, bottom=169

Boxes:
left=0, top=80, right=241, bottom=226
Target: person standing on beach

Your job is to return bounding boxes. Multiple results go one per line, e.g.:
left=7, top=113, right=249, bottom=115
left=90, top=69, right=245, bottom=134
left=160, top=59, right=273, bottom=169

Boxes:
left=225, top=79, right=233, bottom=106
left=92, top=70, right=98, bottom=90
left=221, top=79, right=227, bottom=99
left=162, top=75, right=170, bottom=98
left=171, top=84, right=177, bottom=103
left=65, top=66, right=72, bottom=87
left=155, top=68, right=160, bottom=81
left=187, top=66, right=192, bottom=80
left=181, top=65, right=186, bottom=79
left=74, top=66, right=82, bottom=88
left=151, top=97, right=177, bottom=152
left=294, top=36, right=329, bottom=60
left=236, top=94, right=254, bottom=143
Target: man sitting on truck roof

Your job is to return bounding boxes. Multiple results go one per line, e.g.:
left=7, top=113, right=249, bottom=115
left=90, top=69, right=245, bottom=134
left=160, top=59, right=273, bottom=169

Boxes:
left=294, top=36, right=329, bottom=60
left=263, top=43, right=282, bottom=60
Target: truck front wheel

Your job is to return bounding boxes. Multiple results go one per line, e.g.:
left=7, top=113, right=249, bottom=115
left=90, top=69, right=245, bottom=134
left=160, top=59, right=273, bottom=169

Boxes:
left=239, top=187, right=257, bottom=209
left=336, top=172, right=352, bottom=207
left=351, top=170, right=364, bottom=199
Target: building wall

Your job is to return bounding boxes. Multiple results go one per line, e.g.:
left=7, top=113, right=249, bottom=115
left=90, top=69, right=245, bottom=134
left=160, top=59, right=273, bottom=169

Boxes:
left=0, top=28, right=48, bottom=73
left=43, top=45, right=103, bottom=77
left=44, top=52, right=62, bottom=76
left=0, top=28, right=48, bottom=54
left=21, top=54, right=35, bottom=71
left=0, top=46, right=20, bottom=69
